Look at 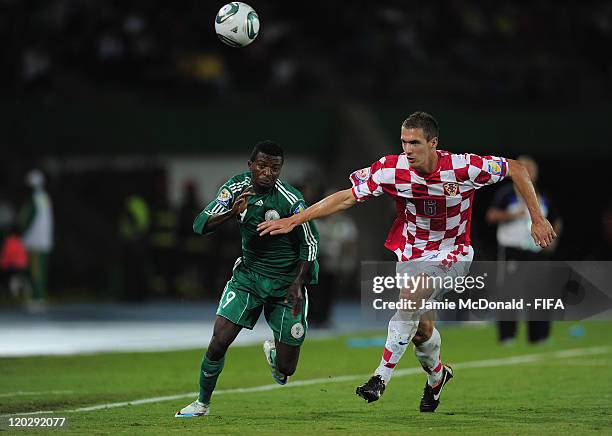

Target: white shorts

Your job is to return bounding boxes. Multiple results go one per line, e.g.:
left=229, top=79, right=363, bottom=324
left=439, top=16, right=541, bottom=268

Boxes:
left=395, top=246, right=474, bottom=316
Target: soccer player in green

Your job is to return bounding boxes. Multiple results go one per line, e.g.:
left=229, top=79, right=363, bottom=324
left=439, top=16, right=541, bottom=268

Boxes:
left=176, top=141, right=319, bottom=417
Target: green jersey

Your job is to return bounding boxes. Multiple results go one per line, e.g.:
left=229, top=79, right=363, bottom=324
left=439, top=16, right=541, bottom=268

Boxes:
left=193, top=172, right=319, bottom=285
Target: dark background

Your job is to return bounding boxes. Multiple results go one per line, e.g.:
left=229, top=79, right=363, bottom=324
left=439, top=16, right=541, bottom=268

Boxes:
left=1, top=0, right=611, bottom=303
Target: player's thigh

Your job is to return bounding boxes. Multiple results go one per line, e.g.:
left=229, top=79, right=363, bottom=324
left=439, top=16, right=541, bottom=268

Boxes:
left=216, top=274, right=263, bottom=330
left=396, top=259, right=436, bottom=309
left=264, top=289, right=309, bottom=347
left=397, top=248, right=474, bottom=311
left=398, top=272, right=435, bottom=306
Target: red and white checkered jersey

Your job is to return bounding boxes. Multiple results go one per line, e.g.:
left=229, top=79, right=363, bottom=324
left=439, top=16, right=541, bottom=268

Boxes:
left=350, top=150, right=508, bottom=261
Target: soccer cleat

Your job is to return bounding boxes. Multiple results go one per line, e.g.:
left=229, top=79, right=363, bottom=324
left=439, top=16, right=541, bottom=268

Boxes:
left=419, top=365, right=453, bottom=412
left=175, top=400, right=210, bottom=417
left=355, top=374, right=386, bottom=403
left=263, top=339, right=287, bottom=385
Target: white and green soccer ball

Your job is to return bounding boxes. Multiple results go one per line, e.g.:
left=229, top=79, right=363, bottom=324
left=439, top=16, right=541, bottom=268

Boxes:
left=215, top=2, right=260, bottom=48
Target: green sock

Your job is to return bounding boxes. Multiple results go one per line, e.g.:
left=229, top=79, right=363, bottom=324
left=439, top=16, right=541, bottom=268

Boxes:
left=198, top=354, right=225, bottom=404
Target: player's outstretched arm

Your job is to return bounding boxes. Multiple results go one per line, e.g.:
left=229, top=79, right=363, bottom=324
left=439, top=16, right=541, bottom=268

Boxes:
left=258, top=188, right=356, bottom=236
left=506, top=159, right=557, bottom=248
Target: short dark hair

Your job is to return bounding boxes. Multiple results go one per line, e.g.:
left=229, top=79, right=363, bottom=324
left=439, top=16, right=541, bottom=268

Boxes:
left=402, top=112, right=439, bottom=141
left=250, top=140, right=284, bottom=163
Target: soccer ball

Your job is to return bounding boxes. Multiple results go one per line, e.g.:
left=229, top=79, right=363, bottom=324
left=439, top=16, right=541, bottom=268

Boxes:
left=215, top=2, right=260, bottom=48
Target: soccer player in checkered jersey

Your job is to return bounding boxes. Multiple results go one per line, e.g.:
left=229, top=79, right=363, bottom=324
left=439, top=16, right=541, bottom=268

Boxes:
left=258, top=112, right=556, bottom=412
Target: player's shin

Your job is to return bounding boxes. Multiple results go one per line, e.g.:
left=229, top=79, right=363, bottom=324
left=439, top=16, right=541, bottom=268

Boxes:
left=199, top=353, right=225, bottom=404
left=375, top=311, right=418, bottom=384
left=414, top=327, right=443, bottom=387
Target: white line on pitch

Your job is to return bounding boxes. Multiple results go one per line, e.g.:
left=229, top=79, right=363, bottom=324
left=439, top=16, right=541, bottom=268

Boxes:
left=556, top=359, right=610, bottom=366
left=2, top=345, right=609, bottom=417
left=0, top=390, right=73, bottom=398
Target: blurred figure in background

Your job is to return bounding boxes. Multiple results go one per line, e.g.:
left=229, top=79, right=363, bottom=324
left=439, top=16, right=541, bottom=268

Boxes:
left=591, top=200, right=612, bottom=260
left=19, top=169, right=53, bottom=309
left=0, top=224, right=30, bottom=300
left=0, top=189, right=16, bottom=233
left=176, top=180, right=214, bottom=297
left=486, top=156, right=563, bottom=345
left=149, top=175, right=179, bottom=298
left=118, top=194, right=151, bottom=301
left=313, top=188, right=359, bottom=328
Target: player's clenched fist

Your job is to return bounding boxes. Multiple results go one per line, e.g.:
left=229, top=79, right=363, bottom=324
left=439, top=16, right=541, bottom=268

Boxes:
left=531, top=217, right=557, bottom=248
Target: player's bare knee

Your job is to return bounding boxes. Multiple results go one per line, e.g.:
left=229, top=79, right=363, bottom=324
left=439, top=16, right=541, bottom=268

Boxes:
left=207, top=336, right=231, bottom=361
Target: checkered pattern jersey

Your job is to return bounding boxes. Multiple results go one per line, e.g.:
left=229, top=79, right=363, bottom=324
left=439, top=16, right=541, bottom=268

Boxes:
left=350, top=150, right=508, bottom=261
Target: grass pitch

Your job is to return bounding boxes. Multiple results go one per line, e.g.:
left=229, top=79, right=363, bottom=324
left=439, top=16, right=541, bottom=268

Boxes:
left=1, top=321, right=611, bottom=435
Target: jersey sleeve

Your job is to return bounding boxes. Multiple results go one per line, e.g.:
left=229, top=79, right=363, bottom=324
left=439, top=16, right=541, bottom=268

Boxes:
left=288, top=196, right=320, bottom=262
left=464, top=153, right=508, bottom=189
left=349, top=157, right=386, bottom=202
left=193, top=177, right=250, bottom=235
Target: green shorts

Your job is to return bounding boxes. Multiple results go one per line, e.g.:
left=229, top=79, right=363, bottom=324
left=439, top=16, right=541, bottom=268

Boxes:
left=216, top=259, right=309, bottom=346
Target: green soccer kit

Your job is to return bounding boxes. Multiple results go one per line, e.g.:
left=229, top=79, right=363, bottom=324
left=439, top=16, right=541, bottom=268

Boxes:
left=193, top=172, right=319, bottom=346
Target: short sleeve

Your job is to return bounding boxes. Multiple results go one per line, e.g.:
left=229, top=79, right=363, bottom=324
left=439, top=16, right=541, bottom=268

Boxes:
left=465, top=154, right=508, bottom=189
left=193, top=176, right=250, bottom=235
left=349, top=158, right=386, bottom=202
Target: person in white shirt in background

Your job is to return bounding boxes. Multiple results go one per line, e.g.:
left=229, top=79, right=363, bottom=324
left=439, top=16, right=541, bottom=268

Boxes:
left=20, top=169, right=54, bottom=310
left=486, top=156, right=562, bottom=344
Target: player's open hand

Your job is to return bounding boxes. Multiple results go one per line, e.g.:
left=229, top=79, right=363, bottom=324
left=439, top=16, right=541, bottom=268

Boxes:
left=531, top=217, right=557, bottom=248
left=257, top=217, right=297, bottom=236
left=231, top=187, right=255, bottom=216
left=285, top=282, right=303, bottom=317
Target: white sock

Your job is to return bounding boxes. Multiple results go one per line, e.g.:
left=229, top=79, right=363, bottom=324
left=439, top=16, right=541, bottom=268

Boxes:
left=413, top=327, right=443, bottom=387
left=375, top=311, right=418, bottom=384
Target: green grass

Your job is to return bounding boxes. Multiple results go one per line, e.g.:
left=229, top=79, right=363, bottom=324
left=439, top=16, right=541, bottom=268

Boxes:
left=1, top=321, right=611, bottom=435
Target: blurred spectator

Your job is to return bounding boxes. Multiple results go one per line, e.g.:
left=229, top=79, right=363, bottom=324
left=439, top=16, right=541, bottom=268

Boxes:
left=19, top=169, right=53, bottom=309
left=22, top=46, right=52, bottom=85
left=486, top=156, right=563, bottom=345
left=177, top=53, right=228, bottom=95
left=314, top=189, right=359, bottom=327
left=4, top=1, right=611, bottom=103
left=149, top=175, right=179, bottom=297
left=591, top=200, right=612, bottom=260
left=176, top=180, right=212, bottom=297
left=0, top=194, right=15, bottom=232
left=118, top=194, right=151, bottom=301
left=0, top=225, right=30, bottom=300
